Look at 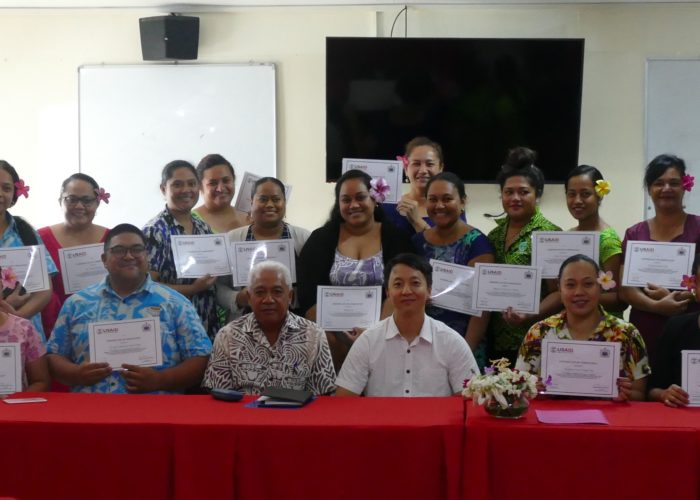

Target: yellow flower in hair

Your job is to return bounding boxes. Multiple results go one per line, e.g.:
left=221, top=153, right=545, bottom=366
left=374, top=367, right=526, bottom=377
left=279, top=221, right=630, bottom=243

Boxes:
left=594, top=179, right=611, bottom=198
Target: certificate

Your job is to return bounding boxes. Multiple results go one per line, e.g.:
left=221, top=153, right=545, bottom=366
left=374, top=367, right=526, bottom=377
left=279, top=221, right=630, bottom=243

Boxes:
left=0, top=343, right=22, bottom=395
left=0, top=245, right=50, bottom=293
left=234, top=171, right=292, bottom=214
left=532, top=231, right=599, bottom=278
left=622, top=241, right=695, bottom=289
left=88, top=318, right=163, bottom=369
left=429, top=259, right=481, bottom=316
left=681, top=350, right=700, bottom=407
left=171, top=234, right=232, bottom=278
left=471, top=263, right=541, bottom=314
left=58, top=243, right=107, bottom=295
left=316, top=286, right=381, bottom=331
left=541, top=339, right=621, bottom=398
left=230, top=239, right=297, bottom=286
left=341, top=158, right=403, bottom=203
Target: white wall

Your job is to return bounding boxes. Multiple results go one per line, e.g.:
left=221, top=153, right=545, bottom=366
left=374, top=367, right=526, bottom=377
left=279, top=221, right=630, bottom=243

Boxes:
left=1, top=4, right=699, bottom=234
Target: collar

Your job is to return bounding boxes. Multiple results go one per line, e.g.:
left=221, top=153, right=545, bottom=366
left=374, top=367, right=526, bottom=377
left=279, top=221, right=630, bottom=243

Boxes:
left=385, top=314, right=433, bottom=344
left=102, top=274, right=152, bottom=300
left=241, top=311, right=302, bottom=345
left=544, top=306, right=614, bottom=336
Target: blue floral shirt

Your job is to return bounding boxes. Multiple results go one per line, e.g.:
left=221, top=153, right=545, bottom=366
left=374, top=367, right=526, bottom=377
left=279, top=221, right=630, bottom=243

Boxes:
left=1, top=213, right=58, bottom=339
left=143, top=206, right=223, bottom=340
left=47, top=275, right=212, bottom=394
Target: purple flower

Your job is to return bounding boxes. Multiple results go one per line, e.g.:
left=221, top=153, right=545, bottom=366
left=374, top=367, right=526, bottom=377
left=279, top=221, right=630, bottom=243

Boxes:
left=484, top=366, right=495, bottom=375
left=369, top=177, right=390, bottom=203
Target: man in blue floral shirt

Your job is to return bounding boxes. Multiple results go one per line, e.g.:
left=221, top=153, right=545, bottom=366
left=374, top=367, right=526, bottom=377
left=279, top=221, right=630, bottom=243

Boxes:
left=47, top=224, right=211, bottom=394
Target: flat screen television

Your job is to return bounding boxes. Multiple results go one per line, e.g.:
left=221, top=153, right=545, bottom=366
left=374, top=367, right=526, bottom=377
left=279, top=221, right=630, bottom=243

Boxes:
left=326, top=37, right=585, bottom=183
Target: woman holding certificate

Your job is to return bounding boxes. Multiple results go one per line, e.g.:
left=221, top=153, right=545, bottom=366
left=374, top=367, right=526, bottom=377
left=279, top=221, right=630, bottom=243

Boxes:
left=0, top=161, right=57, bottom=341
left=220, top=177, right=309, bottom=318
left=298, top=169, right=414, bottom=369
left=192, top=154, right=249, bottom=233
left=486, top=147, right=561, bottom=365
left=412, top=172, right=495, bottom=368
left=38, top=173, right=109, bottom=335
left=619, top=154, right=700, bottom=367
left=143, top=160, right=222, bottom=340
left=516, top=255, right=650, bottom=401
left=565, top=165, right=626, bottom=313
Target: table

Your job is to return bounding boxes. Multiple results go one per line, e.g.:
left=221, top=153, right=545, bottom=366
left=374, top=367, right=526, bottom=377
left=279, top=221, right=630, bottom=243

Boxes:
left=464, top=399, right=700, bottom=500
left=0, top=393, right=464, bottom=500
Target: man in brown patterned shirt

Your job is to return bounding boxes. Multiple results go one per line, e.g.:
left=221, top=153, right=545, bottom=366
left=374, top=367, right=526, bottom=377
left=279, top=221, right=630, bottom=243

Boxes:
left=202, top=260, right=335, bottom=395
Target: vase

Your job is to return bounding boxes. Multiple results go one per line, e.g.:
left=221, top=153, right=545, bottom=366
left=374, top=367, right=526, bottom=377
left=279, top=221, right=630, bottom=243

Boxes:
left=483, top=394, right=530, bottom=419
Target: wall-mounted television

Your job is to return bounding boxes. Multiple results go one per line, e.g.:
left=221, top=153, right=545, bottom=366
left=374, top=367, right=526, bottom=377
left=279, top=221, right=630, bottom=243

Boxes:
left=326, top=37, right=585, bottom=183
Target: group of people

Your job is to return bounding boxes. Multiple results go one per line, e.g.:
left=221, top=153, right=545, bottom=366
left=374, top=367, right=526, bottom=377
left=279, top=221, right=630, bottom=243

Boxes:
left=1, top=138, right=698, bottom=406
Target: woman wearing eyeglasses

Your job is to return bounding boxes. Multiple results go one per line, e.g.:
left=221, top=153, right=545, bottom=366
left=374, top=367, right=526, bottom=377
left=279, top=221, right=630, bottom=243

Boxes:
left=38, top=173, right=109, bottom=336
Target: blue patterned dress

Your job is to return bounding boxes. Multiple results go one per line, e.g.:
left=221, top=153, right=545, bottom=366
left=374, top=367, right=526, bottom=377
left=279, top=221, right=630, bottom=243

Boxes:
left=143, top=207, right=223, bottom=340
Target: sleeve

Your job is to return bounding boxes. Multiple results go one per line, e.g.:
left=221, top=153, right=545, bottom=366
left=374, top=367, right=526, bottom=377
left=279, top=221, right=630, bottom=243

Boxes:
left=335, top=332, right=371, bottom=395
left=297, top=226, right=334, bottom=315
left=305, top=325, right=336, bottom=395
left=174, top=299, right=213, bottom=358
left=448, top=335, right=480, bottom=392
left=46, top=300, right=75, bottom=358
left=648, top=317, right=680, bottom=390
left=514, top=323, right=544, bottom=376
left=621, top=323, right=651, bottom=380
left=142, top=222, right=169, bottom=275
left=202, top=330, right=233, bottom=390
left=469, top=231, right=496, bottom=261
left=599, top=230, right=622, bottom=265
left=21, top=318, right=46, bottom=362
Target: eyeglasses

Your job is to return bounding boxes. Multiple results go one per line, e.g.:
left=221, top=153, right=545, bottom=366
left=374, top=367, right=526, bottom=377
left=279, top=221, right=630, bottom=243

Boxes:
left=63, top=195, right=97, bottom=207
left=108, top=245, right=146, bottom=257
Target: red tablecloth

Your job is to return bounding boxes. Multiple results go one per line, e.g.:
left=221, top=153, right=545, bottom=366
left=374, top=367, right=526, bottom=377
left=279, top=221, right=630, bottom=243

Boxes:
left=0, top=393, right=464, bottom=500
left=464, top=398, right=700, bottom=500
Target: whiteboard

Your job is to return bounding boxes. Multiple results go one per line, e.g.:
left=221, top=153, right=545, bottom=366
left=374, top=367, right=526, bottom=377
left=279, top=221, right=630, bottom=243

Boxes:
left=79, top=64, right=276, bottom=229
left=645, top=59, right=700, bottom=218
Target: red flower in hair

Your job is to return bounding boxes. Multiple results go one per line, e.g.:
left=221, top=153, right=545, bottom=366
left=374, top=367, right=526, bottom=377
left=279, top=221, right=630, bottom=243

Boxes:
left=96, top=187, right=111, bottom=204
left=14, top=180, right=29, bottom=199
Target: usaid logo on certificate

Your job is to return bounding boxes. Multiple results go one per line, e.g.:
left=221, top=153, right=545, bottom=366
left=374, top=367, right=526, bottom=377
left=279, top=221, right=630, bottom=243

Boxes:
left=324, top=291, right=343, bottom=298
left=481, top=269, right=501, bottom=275
left=550, top=346, right=573, bottom=353
left=1, top=347, right=11, bottom=358
left=539, top=237, right=558, bottom=243
left=600, top=347, right=612, bottom=358
left=633, top=246, right=654, bottom=253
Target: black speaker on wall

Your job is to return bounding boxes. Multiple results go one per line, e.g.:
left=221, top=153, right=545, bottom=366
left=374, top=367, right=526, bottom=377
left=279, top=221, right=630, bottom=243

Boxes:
left=139, top=15, right=199, bottom=61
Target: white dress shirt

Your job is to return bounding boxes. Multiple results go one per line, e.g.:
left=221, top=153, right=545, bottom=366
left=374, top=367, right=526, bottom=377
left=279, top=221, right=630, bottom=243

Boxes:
left=336, top=314, right=479, bottom=397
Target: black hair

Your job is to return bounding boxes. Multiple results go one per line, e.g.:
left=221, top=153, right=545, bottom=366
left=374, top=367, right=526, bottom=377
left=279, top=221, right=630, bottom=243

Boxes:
left=160, top=160, right=198, bottom=187
left=496, top=146, right=545, bottom=198
left=327, top=169, right=385, bottom=226
left=196, top=154, right=235, bottom=181
left=0, top=160, right=38, bottom=246
left=425, top=172, right=466, bottom=200
left=644, top=154, right=687, bottom=189
left=384, top=253, right=433, bottom=289
left=405, top=136, right=445, bottom=166
left=557, top=254, right=601, bottom=281
left=59, top=173, right=100, bottom=203
left=104, top=223, right=146, bottom=253
left=251, top=177, right=286, bottom=201
left=564, top=165, right=604, bottom=192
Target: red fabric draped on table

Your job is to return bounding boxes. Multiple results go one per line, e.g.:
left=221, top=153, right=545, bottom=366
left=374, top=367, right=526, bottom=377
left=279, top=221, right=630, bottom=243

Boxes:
left=464, top=399, right=700, bottom=500
left=0, top=393, right=464, bottom=500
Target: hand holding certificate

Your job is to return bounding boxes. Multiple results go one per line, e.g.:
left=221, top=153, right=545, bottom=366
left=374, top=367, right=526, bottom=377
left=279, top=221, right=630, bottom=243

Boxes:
left=622, top=241, right=695, bottom=289
left=88, top=318, right=163, bottom=370
left=541, top=339, right=621, bottom=398
left=171, top=234, right=232, bottom=278
left=429, top=259, right=480, bottom=316
left=316, top=286, right=382, bottom=331
left=471, top=263, right=541, bottom=314
left=0, top=343, right=22, bottom=395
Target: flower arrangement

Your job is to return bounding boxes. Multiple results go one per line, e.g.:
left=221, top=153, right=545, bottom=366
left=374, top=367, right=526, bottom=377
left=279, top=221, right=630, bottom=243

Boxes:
left=463, top=358, right=538, bottom=418
left=594, top=179, right=611, bottom=198
left=682, top=175, right=695, bottom=192
left=369, top=177, right=390, bottom=203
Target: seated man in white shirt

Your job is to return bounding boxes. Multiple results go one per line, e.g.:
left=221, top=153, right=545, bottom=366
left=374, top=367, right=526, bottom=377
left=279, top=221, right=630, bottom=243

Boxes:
left=336, top=253, right=479, bottom=397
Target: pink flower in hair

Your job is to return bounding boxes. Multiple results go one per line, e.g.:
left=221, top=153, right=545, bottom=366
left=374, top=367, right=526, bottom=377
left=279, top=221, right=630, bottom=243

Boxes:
left=682, top=175, right=695, bottom=192
left=396, top=155, right=409, bottom=168
left=14, top=180, right=29, bottom=199
left=96, top=187, right=111, bottom=204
